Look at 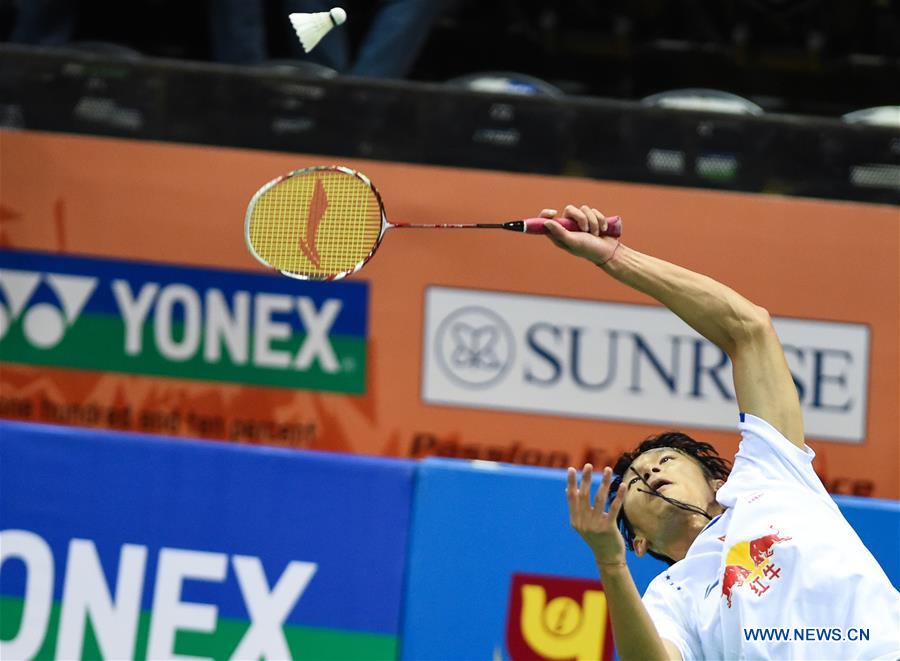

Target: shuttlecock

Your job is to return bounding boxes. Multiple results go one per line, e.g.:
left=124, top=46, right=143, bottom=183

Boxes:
left=289, top=7, right=346, bottom=53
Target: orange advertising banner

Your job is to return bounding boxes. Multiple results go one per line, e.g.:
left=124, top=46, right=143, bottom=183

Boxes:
left=1, top=130, right=897, bottom=498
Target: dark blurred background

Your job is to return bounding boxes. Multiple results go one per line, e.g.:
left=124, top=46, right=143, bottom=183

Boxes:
left=1, top=0, right=897, bottom=203
left=1, top=0, right=897, bottom=117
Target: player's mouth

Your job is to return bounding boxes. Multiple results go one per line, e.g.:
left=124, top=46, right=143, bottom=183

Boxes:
left=649, top=478, right=673, bottom=492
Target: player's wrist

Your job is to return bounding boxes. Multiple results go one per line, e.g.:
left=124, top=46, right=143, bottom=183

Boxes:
left=594, top=240, right=622, bottom=270
left=592, top=547, right=628, bottom=568
left=595, top=557, right=629, bottom=575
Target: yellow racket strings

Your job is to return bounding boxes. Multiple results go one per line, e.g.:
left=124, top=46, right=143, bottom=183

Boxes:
left=248, top=170, right=383, bottom=277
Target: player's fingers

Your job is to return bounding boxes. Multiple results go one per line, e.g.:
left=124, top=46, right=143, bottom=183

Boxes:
left=580, top=463, right=594, bottom=509
left=544, top=220, right=578, bottom=248
left=595, top=466, right=613, bottom=513
left=563, top=204, right=589, bottom=232
left=592, top=208, right=608, bottom=234
left=544, top=232, right=566, bottom=250
left=566, top=467, right=577, bottom=502
left=581, top=205, right=600, bottom=236
left=567, top=466, right=577, bottom=489
left=566, top=467, right=579, bottom=522
left=540, top=208, right=558, bottom=218
left=608, top=481, right=626, bottom=521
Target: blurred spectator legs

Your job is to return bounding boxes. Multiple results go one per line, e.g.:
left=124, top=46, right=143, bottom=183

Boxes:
left=7, top=0, right=447, bottom=77
left=11, top=0, right=77, bottom=45
left=209, top=0, right=266, bottom=64
left=350, top=0, right=447, bottom=78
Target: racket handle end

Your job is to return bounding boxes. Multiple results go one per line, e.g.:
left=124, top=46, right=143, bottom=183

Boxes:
left=523, top=215, right=622, bottom=237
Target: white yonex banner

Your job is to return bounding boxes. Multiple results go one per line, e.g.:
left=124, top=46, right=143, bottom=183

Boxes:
left=422, top=288, right=869, bottom=443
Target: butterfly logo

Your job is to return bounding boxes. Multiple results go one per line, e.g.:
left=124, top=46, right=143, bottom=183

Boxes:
left=450, top=323, right=503, bottom=370
left=434, top=305, right=514, bottom=388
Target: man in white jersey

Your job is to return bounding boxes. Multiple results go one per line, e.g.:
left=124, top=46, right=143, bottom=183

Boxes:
left=542, top=205, right=900, bottom=660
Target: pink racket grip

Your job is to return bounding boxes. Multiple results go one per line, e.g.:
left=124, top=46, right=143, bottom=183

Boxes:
left=524, top=215, right=622, bottom=237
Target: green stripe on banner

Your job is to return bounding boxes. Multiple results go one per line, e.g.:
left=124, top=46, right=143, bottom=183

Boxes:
left=0, top=597, right=396, bottom=660
left=0, top=315, right=366, bottom=393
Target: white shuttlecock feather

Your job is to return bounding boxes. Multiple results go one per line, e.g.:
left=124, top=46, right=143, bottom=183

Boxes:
left=289, top=7, right=346, bottom=53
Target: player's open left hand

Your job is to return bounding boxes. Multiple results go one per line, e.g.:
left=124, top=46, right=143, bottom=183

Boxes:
left=566, top=464, right=628, bottom=566
left=542, top=205, right=619, bottom=266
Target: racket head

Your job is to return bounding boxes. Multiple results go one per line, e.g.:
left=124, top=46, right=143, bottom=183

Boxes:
left=245, top=165, right=387, bottom=280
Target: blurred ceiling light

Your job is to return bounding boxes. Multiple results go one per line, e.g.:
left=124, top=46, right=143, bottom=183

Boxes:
left=641, top=88, right=764, bottom=115
left=841, top=106, right=900, bottom=129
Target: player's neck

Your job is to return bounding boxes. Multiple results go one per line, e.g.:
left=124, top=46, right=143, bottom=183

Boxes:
left=660, top=502, right=725, bottom=562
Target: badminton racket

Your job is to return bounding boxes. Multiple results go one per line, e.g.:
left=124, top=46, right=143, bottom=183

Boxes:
left=245, top=165, right=622, bottom=280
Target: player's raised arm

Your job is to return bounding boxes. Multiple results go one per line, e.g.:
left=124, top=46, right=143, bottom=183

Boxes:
left=567, top=465, right=683, bottom=661
left=543, top=206, right=804, bottom=448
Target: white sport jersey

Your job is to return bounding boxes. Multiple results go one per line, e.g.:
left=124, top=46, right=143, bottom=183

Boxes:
left=641, top=413, right=900, bottom=660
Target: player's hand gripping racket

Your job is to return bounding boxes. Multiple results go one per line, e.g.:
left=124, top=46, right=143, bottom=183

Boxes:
left=245, top=165, right=622, bottom=280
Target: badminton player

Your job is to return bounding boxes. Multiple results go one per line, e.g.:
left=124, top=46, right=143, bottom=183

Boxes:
left=544, top=206, right=900, bottom=660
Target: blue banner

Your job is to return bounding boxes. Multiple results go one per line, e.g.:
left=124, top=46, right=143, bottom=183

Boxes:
left=0, top=421, right=413, bottom=659
left=0, top=249, right=369, bottom=392
left=400, top=457, right=900, bottom=660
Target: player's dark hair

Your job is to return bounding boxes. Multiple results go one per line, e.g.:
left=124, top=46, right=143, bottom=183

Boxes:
left=608, top=432, right=732, bottom=565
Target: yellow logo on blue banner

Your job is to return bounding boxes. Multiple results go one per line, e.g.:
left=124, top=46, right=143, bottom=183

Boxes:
left=506, top=573, right=613, bottom=661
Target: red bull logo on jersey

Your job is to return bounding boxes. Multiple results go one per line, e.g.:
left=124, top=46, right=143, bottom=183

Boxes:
left=720, top=527, right=792, bottom=608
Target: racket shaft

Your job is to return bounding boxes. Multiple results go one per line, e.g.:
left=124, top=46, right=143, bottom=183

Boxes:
left=391, top=215, right=622, bottom=236
left=390, top=223, right=503, bottom=229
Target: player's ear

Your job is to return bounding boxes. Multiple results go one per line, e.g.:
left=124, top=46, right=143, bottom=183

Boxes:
left=633, top=535, right=649, bottom=557
left=710, top=478, right=725, bottom=492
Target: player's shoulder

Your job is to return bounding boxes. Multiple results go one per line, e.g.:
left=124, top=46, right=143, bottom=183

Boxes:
left=645, top=561, right=693, bottom=596
left=738, top=412, right=814, bottom=461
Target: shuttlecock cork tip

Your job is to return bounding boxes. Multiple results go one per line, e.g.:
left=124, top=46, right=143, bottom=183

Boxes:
left=329, top=7, right=347, bottom=26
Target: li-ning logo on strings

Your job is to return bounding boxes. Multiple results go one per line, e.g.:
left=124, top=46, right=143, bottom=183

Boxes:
left=299, top=177, right=328, bottom=268
left=0, top=269, right=98, bottom=349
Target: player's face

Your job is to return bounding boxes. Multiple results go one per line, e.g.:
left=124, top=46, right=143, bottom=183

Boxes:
left=622, top=448, right=718, bottom=546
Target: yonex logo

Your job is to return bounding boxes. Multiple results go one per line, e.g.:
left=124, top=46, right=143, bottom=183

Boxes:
left=434, top=306, right=514, bottom=388
left=0, top=530, right=318, bottom=661
left=0, top=269, right=98, bottom=349
left=0, top=251, right=369, bottom=393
